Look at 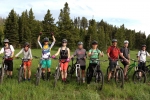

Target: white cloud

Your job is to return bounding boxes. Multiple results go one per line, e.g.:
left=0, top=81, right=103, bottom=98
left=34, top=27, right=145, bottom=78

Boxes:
left=0, top=0, right=150, bottom=35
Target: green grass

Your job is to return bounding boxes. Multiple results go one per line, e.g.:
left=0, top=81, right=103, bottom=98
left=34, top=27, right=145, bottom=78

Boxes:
left=0, top=49, right=150, bottom=100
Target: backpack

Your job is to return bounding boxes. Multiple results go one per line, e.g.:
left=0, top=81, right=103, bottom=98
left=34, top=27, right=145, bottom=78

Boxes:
left=139, top=50, right=148, bottom=56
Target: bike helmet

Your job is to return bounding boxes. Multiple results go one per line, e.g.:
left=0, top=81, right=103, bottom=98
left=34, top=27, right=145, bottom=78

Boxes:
left=124, top=40, right=129, bottom=44
left=92, top=40, right=98, bottom=45
left=4, top=39, right=9, bottom=43
left=112, top=39, right=117, bottom=43
left=62, top=39, right=67, bottom=43
left=78, top=42, right=83, bottom=45
left=24, top=42, right=30, bottom=47
left=44, top=37, right=49, bottom=42
left=142, top=44, right=146, bottom=47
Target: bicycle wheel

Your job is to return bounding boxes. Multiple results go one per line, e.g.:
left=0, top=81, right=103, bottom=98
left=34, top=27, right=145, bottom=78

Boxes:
left=54, top=66, right=60, bottom=87
left=115, top=68, right=124, bottom=88
left=77, top=68, right=81, bottom=84
left=86, top=67, right=90, bottom=82
left=0, top=67, right=4, bottom=84
left=132, top=69, right=146, bottom=84
left=35, top=67, right=42, bottom=86
left=95, top=70, right=104, bottom=90
left=18, top=67, right=23, bottom=83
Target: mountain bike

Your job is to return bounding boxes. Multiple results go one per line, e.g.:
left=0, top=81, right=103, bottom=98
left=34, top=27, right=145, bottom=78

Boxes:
left=16, top=57, right=30, bottom=83
left=124, top=59, right=146, bottom=83
left=33, top=56, right=42, bottom=86
left=86, top=59, right=106, bottom=90
left=53, top=58, right=68, bottom=88
left=0, top=56, right=7, bottom=84
left=106, top=59, right=124, bottom=88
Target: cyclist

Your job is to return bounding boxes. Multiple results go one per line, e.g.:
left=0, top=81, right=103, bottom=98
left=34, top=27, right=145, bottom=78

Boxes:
left=38, top=32, right=56, bottom=81
left=137, top=45, right=150, bottom=72
left=107, top=39, right=128, bottom=81
left=15, top=42, right=32, bottom=81
left=71, top=42, right=87, bottom=83
left=0, top=39, right=15, bottom=78
left=120, top=40, right=130, bottom=79
left=87, top=40, right=104, bottom=84
left=52, top=39, right=70, bottom=82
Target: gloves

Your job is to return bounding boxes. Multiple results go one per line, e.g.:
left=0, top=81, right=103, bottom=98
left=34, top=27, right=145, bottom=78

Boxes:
left=66, top=58, right=70, bottom=62
left=51, top=32, right=54, bottom=36
left=51, top=55, right=56, bottom=59
left=39, top=32, right=42, bottom=36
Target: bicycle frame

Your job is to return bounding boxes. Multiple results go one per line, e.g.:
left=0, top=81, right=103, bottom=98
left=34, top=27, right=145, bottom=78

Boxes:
left=126, top=60, right=137, bottom=76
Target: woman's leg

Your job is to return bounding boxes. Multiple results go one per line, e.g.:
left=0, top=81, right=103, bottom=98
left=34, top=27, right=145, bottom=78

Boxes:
left=24, top=66, right=27, bottom=79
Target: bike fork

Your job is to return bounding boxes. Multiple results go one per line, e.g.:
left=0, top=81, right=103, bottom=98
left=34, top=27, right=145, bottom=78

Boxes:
left=76, top=64, right=80, bottom=77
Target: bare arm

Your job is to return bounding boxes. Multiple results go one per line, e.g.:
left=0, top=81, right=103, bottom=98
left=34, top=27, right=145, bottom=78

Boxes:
left=38, top=35, right=40, bottom=42
left=52, top=35, right=56, bottom=42
left=54, top=48, right=61, bottom=56
left=68, top=48, right=70, bottom=58
left=107, top=53, right=110, bottom=58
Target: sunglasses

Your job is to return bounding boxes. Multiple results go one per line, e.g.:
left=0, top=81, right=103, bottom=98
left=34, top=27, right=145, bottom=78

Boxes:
left=62, top=42, right=67, bottom=43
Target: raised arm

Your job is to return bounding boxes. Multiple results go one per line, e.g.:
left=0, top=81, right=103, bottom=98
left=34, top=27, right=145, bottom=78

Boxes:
left=37, top=33, right=42, bottom=49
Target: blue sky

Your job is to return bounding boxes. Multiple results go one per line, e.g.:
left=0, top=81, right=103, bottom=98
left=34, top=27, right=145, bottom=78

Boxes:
left=0, top=0, right=149, bottom=35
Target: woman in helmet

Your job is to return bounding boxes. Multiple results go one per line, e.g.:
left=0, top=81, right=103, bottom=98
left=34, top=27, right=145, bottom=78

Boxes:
left=71, top=42, right=87, bottom=83
left=0, top=39, right=15, bottom=78
left=37, top=32, right=56, bottom=80
left=52, top=39, right=70, bottom=82
left=15, top=42, right=32, bottom=81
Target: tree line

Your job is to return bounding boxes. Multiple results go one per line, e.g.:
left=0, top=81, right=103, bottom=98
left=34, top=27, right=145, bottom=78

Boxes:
left=0, top=2, right=150, bottom=51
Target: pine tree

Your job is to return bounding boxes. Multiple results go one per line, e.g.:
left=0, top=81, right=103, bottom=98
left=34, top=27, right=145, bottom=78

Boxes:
left=4, top=9, right=19, bottom=47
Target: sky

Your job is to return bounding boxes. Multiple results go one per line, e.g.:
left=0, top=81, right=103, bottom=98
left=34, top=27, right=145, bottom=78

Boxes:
left=0, top=0, right=150, bottom=36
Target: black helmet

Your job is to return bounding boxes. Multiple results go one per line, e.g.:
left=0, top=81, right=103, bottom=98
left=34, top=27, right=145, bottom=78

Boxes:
left=92, top=40, right=98, bottom=45
left=24, top=42, right=30, bottom=47
left=62, top=39, right=67, bottom=43
left=44, top=37, right=49, bottom=42
left=112, top=39, right=117, bottom=43
left=78, top=42, right=83, bottom=45
left=4, top=39, right=9, bottom=43
left=142, top=44, right=146, bottom=47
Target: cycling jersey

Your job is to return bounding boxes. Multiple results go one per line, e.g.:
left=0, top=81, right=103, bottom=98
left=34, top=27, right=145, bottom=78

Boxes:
left=38, top=41, right=55, bottom=59
left=89, top=49, right=101, bottom=63
left=107, top=46, right=120, bottom=60
left=73, top=48, right=86, bottom=66
left=0, top=45, right=15, bottom=60
left=15, top=48, right=32, bottom=60
left=138, top=50, right=150, bottom=62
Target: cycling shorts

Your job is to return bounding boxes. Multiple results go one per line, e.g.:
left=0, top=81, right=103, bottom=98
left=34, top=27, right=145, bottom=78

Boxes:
left=60, top=60, right=68, bottom=71
left=23, top=60, right=32, bottom=67
left=40, top=59, right=52, bottom=68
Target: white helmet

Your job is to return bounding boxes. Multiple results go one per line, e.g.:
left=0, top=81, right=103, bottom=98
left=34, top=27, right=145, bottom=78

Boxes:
left=124, top=40, right=129, bottom=44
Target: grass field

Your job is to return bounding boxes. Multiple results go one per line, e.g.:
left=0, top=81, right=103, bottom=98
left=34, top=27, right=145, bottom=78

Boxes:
left=0, top=49, right=150, bottom=100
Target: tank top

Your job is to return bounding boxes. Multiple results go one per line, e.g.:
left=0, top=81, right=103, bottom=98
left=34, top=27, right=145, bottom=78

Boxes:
left=60, top=47, right=68, bottom=59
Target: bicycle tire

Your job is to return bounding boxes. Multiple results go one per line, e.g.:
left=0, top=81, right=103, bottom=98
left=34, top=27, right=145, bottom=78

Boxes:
left=18, top=67, right=23, bottom=83
left=54, top=66, right=60, bottom=87
left=0, top=67, right=4, bottom=84
left=77, top=68, right=81, bottom=84
left=35, top=68, right=42, bottom=86
left=86, top=67, right=90, bottom=81
left=132, top=69, right=146, bottom=84
left=115, top=68, right=124, bottom=88
left=95, top=70, right=104, bottom=90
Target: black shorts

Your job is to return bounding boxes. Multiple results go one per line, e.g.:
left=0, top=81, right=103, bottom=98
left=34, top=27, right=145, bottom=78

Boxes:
left=109, top=60, right=117, bottom=71
left=121, top=61, right=129, bottom=67
left=80, top=66, right=86, bottom=70
left=138, top=62, right=146, bottom=72
left=4, top=60, right=13, bottom=71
